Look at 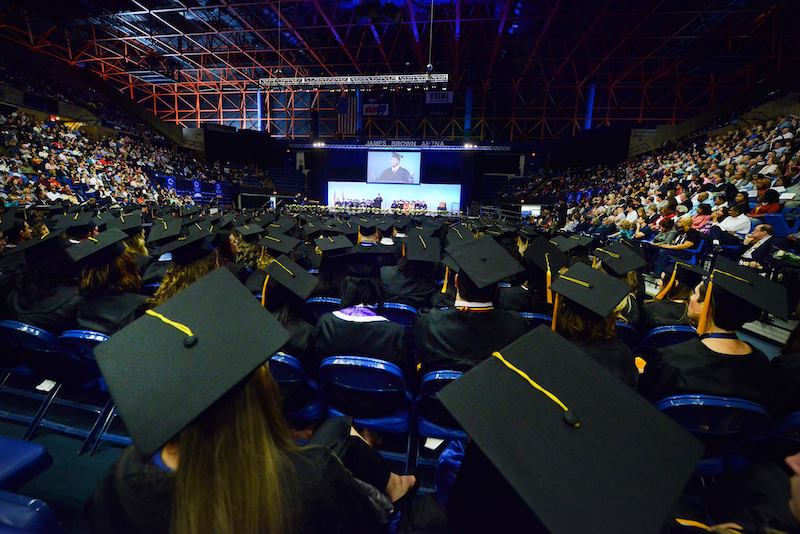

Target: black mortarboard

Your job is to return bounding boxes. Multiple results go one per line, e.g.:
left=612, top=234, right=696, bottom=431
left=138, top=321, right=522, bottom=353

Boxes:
left=95, top=269, right=289, bottom=455
left=235, top=223, right=266, bottom=243
left=56, top=212, right=97, bottom=237
left=266, top=217, right=295, bottom=234
left=0, top=211, right=24, bottom=234
left=67, top=228, right=129, bottom=264
left=105, top=212, right=144, bottom=236
left=260, top=233, right=301, bottom=255
left=405, top=234, right=441, bottom=264
left=594, top=243, right=647, bottom=276
left=706, top=257, right=788, bottom=319
left=315, top=235, right=353, bottom=254
left=518, top=225, right=539, bottom=240
left=549, top=235, right=585, bottom=254
left=376, top=219, right=395, bottom=233
left=445, top=237, right=524, bottom=289
left=550, top=262, right=629, bottom=318
left=655, top=261, right=707, bottom=300
left=445, top=224, right=475, bottom=246
left=216, top=214, right=236, bottom=230
left=358, top=219, right=377, bottom=236
left=524, top=236, right=569, bottom=274
left=439, top=326, right=704, bottom=534
left=5, top=230, right=67, bottom=266
left=158, top=227, right=216, bottom=266
left=147, top=219, right=182, bottom=244
left=265, top=254, right=318, bottom=301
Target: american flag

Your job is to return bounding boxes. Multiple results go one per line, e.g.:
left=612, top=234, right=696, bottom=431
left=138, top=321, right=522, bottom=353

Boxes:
left=337, top=95, right=357, bottom=135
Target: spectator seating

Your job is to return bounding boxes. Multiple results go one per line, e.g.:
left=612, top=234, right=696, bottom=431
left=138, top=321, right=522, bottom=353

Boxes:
left=0, top=490, right=63, bottom=533
left=0, top=437, right=52, bottom=491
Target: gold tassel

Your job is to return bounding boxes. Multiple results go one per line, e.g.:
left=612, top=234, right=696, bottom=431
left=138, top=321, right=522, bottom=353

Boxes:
left=441, top=265, right=450, bottom=294
left=260, top=274, right=270, bottom=307
left=696, top=278, right=714, bottom=335
left=655, top=263, right=679, bottom=300
left=550, top=293, right=560, bottom=332
left=545, top=253, right=553, bottom=304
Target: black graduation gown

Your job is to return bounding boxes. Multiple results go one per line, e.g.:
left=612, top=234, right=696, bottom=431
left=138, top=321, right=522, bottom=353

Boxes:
left=496, top=285, right=536, bottom=312
left=281, top=318, right=317, bottom=369
left=5, top=285, right=81, bottom=334
left=134, top=253, right=154, bottom=275
left=379, top=266, right=436, bottom=310
left=429, top=286, right=455, bottom=309
left=572, top=338, right=638, bottom=388
left=769, top=352, right=800, bottom=416
left=77, top=292, right=147, bottom=335
left=87, top=445, right=384, bottom=534
left=617, top=293, right=641, bottom=326
left=414, top=308, right=530, bottom=373
left=314, top=311, right=408, bottom=371
left=638, top=338, right=774, bottom=405
left=641, top=300, right=689, bottom=330
left=141, top=257, right=171, bottom=286
left=244, top=269, right=269, bottom=295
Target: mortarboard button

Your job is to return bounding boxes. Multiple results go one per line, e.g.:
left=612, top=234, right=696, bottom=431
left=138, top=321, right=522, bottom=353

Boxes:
left=183, top=336, right=198, bottom=348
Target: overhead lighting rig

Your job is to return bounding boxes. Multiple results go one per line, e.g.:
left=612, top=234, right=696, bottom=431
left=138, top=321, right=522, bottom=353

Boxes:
left=259, top=73, right=448, bottom=91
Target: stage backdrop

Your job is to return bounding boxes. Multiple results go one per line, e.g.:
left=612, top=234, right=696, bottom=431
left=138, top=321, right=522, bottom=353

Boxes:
left=327, top=181, right=461, bottom=211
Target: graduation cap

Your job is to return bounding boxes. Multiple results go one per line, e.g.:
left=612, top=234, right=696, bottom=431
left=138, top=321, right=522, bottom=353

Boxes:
left=445, top=237, right=524, bottom=289
left=94, top=268, right=290, bottom=455
left=445, top=224, right=475, bottom=246
left=439, top=326, right=704, bottom=534
left=357, top=219, right=377, bottom=236
left=267, top=217, right=295, bottom=234
left=593, top=243, right=647, bottom=277
left=654, top=261, right=707, bottom=300
left=523, top=236, right=570, bottom=304
left=315, top=234, right=353, bottom=254
left=4, top=230, right=67, bottom=267
left=549, top=262, right=630, bottom=326
left=216, top=214, right=236, bottom=229
left=549, top=234, right=590, bottom=254
left=146, top=218, right=182, bottom=244
left=234, top=223, right=266, bottom=243
left=158, top=227, right=216, bottom=266
left=0, top=211, right=24, bottom=234
left=696, top=256, right=788, bottom=334
left=261, top=254, right=318, bottom=303
left=56, top=212, right=98, bottom=238
left=67, top=228, right=129, bottom=264
left=517, top=225, right=539, bottom=241
left=105, top=212, right=144, bottom=236
left=405, top=234, right=441, bottom=264
left=375, top=219, right=396, bottom=234
left=259, top=233, right=301, bottom=256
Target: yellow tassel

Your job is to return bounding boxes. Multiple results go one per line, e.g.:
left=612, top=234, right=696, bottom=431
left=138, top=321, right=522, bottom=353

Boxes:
left=696, top=279, right=714, bottom=335
left=655, top=263, right=679, bottom=300
left=550, top=293, right=560, bottom=332
left=545, top=253, right=553, bottom=304
left=260, top=274, right=270, bottom=307
left=401, top=242, right=405, bottom=257
left=441, top=265, right=450, bottom=294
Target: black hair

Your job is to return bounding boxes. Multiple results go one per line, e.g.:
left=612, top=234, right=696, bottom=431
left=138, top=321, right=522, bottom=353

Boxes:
left=696, top=204, right=712, bottom=216
left=14, top=241, right=77, bottom=301
left=456, top=272, right=497, bottom=302
left=763, top=189, right=780, bottom=204
left=697, top=281, right=760, bottom=330
left=264, top=280, right=305, bottom=325
left=340, top=275, right=384, bottom=308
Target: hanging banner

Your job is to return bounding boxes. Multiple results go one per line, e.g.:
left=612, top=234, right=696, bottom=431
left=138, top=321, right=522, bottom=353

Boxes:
left=425, top=91, right=453, bottom=104
left=363, top=103, right=390, bottom=116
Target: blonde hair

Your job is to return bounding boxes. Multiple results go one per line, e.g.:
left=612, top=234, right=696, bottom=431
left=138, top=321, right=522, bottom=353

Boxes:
left=148, top=252, right=219, bottom=307
left=234, top=236, right=260, bottom=270
left=124, top=231, right=148, bottom=257
left=80, top=248, right=142, bottom=296
left=555, top=297, right=616, bottom=342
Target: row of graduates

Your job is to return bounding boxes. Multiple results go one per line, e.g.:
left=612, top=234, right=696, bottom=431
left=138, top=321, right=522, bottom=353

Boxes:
left=1, top=203, right=795, bottom=420
left=80, top=241, right=800, bottom=534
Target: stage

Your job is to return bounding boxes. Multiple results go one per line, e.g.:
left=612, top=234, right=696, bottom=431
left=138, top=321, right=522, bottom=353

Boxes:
left=326, top=181, right=462, bottom=212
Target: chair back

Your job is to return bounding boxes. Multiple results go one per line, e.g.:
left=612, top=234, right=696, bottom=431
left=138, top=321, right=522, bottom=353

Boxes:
left=770, top=411, right=800, bottom=445
left=762, top=214, right=791, bottom=238
left=0, top=321, right=56, bottom=355
left=304, top=297, right=342, bottom=324
left=319, top=355, right=409, bottom=420
left=656, top=395, right=770, bottom=444
left=268, top=353, right=322, bottom=425
left=519, top=312, right=552, bottom=329
left=640, top=325, right=696, bottom=348
left=615, top=321, right=639, bottom=348
left=0, top=490, right=63, bottom=534
left=380, top=303, right=418, bottom=327
left=417, top=370, right=464, bottom=436
left=57, top=331, right=108, bottom=362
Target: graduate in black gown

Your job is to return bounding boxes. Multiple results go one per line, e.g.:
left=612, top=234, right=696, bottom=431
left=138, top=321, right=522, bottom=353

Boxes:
left=69, top=228, right=147, bottom=335
left=87, top=270, right=386, bottom=534
left=641, top=261, right=706, bottom=330
left=4, top=231, right=80, bottom=333
left=550, top=262, right=639, bottom=387
left=498, top=236, right=569, bottom=314
left=148, top=225, right=219, bottom=307
left=380, top=234, right=439, bottom=310
left=639, top=257, right=788, bottom=406
left=592, top=242, right=646, bottom=327
left=141, top=218, right=181, bottom=286
left=438, top=327, right=704, bottom=534
left=415, top=237, right=529, bottom=373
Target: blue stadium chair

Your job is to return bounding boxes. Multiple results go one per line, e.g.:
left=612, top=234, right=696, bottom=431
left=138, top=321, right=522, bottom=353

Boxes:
left=684, top=239, right=706, bottom=265
left=656, top=395, right=771, bottom=476
left=268, top=353, right=324, bottom=427
left=0, top=491, right=63, bottom=533
left=640, top=325, right=697, bottom=348
left=615, top=321, right=639, bottom=349
left=771, top=411, right=800, bottom=445
left=762, top=213, right=799, bottom=238
left=304, top=297, right=342, bottom=324
left=319, top=356, right=412, bottom=470
left=141, top=282, right=161, bottom=296
left=0, top=437, right=52, bottom=491
left=519, top=312, right=552, bottom=330
left=380, top=303, right=419, bottom=328
left=415, top=371, right=466, bottom=473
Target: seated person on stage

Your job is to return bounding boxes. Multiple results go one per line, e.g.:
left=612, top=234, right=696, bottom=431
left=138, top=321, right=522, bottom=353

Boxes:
left=439, top=327, right=703, bottom=534
left=708, top=202, right=751, bottom=245
left=415, top=237, right=529, bottom=373
left=642, top=261, right=705, bottom=330
left=593, top=243, right=646, bottom=327
left=314, top=258, right=409, bottom=371
left=550, top=263, right=638, bottom=388
left=738, top=223, right=774, bottom=270
left=69, top=228, right=147, bottom=335
left=380, top=234, right=439, bottom=310
left=4, top=231, right=80, bottom=333
left=651, top=215, right=703, bottom=277
left=88, top=270, right=388, bottom=534
left=639, top=257, right=787, bottom=406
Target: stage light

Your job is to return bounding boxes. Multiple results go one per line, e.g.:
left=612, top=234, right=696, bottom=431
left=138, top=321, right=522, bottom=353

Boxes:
left=259, top=73, right=448, bottom=90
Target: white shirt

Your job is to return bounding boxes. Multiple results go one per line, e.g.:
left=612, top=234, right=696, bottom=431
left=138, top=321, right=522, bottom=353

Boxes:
left=716, top=214, right=751, bottom=236
left=741, top=235, right=771, bottom=260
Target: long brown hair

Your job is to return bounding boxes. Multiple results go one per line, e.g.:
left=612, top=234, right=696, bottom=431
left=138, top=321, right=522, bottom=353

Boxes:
left=555, top=297, right=616, bottom=342
left=80, top=248, right=142, bottom=296
left=149, top=252, right=219, bottom=306
left=124, top=231, right=148, bottom=257
left=171, top=366, right=298, bottom=534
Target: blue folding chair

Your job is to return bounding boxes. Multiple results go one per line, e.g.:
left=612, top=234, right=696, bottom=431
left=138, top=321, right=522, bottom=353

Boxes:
left=762, top=213, right=798, bottom=238
left=415, top=371, right=466, bottom=472
left=304, top=297, right=342, bottom=324
left=319, top=356, right=413, bottom=470
left=615, top=321, right=639, bottom=349
left=268, top=353, right=324, bottom=427
left=771, top=411, right=800, bottom=445
left=656, top=395, right=771, bottom=476
left=0, top=437, right=52, bottom=491
left=380, top=303, right=419, bottom=328
left=640, top=325, right=697, bottom=349
left=0, top=490, right=63, bottom=533
left=519, top=312, right=552, bottom=329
